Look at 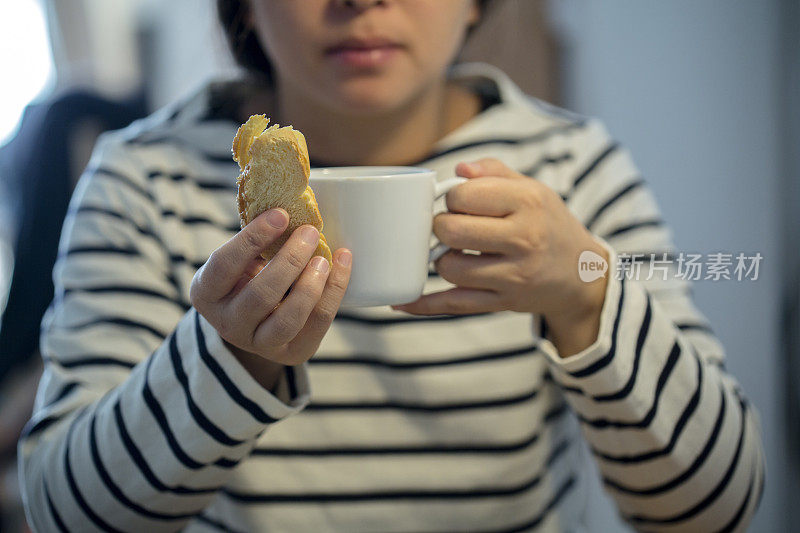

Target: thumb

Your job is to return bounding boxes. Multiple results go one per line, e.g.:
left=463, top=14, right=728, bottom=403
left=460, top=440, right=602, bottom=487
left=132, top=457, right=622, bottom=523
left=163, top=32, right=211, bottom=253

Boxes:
left=456, top=158, right=521, bottom=180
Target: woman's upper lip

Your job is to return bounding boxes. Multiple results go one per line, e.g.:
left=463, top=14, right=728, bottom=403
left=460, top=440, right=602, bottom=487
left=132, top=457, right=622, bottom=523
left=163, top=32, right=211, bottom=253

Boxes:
left=325, top=37, right=403, bottom=52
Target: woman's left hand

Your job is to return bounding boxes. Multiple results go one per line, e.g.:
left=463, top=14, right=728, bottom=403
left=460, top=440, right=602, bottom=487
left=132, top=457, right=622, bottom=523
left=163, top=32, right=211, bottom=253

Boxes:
left=393, top=158, right=610, bottom=356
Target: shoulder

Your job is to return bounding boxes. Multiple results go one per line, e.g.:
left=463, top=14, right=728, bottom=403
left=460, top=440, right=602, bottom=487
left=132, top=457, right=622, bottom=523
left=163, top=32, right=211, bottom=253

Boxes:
left=95, top=78, right=248, bottom=164
left=436, top=64, right=644, bottom=216
left=446, top=63, right=615, bottom=153
left=85, top=81, right=242, bottom=182
left=439, top=64, right=620, bottom=181
left=71, top=82, right=243, bottom=223
left=495, top=74, right=616, bottom=156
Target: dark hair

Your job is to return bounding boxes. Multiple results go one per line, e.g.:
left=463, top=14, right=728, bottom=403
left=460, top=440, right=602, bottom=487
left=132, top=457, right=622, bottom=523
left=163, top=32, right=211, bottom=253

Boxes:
left=217, top=0, right=493, bottom=83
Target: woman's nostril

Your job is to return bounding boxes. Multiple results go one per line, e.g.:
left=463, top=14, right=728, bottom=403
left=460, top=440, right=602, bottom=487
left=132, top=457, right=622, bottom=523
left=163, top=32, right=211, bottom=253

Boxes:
left=341, top=0, right=385, bottom=9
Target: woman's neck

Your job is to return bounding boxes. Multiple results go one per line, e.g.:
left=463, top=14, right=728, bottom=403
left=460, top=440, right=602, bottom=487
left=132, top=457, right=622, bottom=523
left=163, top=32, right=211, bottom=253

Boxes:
left=246, top=76, right=480, bottom=166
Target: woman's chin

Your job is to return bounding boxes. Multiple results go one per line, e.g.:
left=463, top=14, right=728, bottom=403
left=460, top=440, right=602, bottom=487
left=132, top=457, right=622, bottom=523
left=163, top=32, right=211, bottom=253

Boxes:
left=322, top=79, right=421, bottom=116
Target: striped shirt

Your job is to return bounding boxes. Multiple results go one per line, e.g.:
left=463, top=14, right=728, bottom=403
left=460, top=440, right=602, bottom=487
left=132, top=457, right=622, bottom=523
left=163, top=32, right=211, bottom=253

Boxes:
left=18, top=63, right=763, bottom=532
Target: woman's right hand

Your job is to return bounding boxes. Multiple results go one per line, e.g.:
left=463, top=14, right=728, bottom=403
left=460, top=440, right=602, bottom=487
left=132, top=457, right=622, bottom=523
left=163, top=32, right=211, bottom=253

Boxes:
left=190, top=208, right=351, bottom=389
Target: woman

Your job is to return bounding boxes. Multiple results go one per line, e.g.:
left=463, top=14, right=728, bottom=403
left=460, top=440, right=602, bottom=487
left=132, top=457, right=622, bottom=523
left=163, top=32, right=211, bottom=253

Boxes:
left=19, top=1, right=764, bottom=531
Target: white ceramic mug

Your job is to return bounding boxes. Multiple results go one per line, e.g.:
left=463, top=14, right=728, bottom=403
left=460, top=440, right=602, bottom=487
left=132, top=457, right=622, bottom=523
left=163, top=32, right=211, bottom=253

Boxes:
left=309, top=166, right=465, bottom=308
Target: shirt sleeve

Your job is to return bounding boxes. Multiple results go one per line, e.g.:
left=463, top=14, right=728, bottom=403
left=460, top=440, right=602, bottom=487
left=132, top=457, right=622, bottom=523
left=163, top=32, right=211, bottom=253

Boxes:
left=17, top=134, right=310, bottom=532
left=537, top=120, right=765, bottom=532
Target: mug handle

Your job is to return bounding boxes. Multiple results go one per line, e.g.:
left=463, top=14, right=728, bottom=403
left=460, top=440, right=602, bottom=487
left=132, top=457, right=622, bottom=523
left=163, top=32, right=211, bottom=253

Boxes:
left=429, top=177, right=468, bottom=262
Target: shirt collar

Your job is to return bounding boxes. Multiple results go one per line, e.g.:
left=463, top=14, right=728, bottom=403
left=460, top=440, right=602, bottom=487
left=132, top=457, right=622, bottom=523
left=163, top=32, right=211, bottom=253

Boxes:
left=150, top=62, right=555, bottom=162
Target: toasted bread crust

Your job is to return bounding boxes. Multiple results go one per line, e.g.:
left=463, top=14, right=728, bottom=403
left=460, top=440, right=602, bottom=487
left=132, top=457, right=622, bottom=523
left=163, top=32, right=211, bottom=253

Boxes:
left=232, top=115, right=332, bottom=263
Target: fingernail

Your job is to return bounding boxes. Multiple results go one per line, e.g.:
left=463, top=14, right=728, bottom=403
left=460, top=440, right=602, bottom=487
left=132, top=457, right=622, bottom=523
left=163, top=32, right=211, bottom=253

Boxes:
left=299, top=225, right=319, bottom=244
left=311, top=256, right=330, bottom=274
left=465, top=162, right=481, bottom=174
left=265, top=209, right=287, bottom=228
left=337, top=250, right=352, bottom=267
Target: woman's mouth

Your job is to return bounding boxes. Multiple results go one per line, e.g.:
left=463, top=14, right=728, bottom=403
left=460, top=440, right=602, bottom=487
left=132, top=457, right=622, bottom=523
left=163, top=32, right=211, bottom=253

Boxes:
left=324, top=38, right=404, bottom=69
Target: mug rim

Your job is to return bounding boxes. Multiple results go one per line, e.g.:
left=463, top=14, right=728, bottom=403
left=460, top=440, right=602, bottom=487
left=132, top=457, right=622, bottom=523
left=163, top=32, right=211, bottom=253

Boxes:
left=310, top=166, right=434, bottom=180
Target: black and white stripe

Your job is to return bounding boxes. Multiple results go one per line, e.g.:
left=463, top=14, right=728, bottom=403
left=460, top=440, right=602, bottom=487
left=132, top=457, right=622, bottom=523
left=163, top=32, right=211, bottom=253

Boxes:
left=19, top=63, right=763, bottom=532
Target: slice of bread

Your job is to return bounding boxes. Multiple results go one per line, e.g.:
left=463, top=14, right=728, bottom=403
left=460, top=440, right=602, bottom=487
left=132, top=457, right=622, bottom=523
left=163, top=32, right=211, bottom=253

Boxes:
left=232, top=115, right=332, bottom=263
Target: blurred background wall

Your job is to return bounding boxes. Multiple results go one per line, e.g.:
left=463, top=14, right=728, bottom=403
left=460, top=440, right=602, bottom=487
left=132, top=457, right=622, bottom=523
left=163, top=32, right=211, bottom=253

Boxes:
left=549, top=2, right=793, bottom=532
left=0, top=0, right=796, bottom=531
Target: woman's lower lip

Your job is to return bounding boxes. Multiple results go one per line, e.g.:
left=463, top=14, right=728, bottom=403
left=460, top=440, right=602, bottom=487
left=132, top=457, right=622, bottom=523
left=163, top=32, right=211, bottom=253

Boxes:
left=326, top=46, right=402, bottom=69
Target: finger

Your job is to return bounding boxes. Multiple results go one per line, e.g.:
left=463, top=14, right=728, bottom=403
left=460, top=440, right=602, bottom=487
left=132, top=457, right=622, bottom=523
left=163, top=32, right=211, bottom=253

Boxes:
left=227, top=224, right=321, bottom=335
left=193, top=209, right=289, bottom=302
left=456, top=158, right=523, bottom=180
left=393, top=287, right=504, bottom=316
left=288, top=248, right=352, bottom=357
left=230, top=256, right=268, bottom=295
left=434, top=250, right=509, bottom=290
left=253, top=255, right=331, bottom=348
left=434, top=212, right=516, bottom=254
left=445, top=177, right=520, bottom=217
